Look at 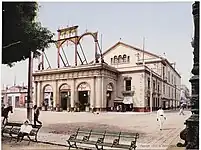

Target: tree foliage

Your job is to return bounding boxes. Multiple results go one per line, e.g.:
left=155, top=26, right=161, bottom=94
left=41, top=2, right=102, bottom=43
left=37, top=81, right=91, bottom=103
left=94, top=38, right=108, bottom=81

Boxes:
left=2, top=2, right=54, bottom=66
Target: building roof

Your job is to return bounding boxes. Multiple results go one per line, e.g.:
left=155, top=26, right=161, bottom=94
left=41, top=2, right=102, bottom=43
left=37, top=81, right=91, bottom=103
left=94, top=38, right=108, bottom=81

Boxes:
left=103, top=41, right=160, bottom=58
left=102, top=41, right=181, bottom=78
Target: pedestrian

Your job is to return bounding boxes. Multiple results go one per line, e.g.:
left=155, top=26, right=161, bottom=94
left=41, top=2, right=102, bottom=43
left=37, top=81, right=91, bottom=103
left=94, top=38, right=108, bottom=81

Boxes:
left=16, top=119, right=32, bottom=142
left=157, top=107, right=166, bottom=130
left=179, top=103, right=185, bottom=115
left=91, top=105, right=94, bottom=113
left=33, top=105, right=42, bottom=127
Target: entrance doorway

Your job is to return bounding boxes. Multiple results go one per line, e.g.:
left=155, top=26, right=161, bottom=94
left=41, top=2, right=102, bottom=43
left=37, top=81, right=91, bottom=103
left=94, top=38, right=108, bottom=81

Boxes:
left=59, top=84, right=71, bottom=111
left=106, top=83, right=113, bottom=111
left=106, top=91, right=112, bottom=111
left=60, top=92, right=70, bottom=110
left=78, top=91, right=89, bottom=111
left=77, top=82, right=91, bottom=112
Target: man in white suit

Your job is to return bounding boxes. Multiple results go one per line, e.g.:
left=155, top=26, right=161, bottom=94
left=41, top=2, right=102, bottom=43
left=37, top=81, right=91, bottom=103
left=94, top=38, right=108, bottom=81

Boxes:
left=157, top=107, right=166, bottom=130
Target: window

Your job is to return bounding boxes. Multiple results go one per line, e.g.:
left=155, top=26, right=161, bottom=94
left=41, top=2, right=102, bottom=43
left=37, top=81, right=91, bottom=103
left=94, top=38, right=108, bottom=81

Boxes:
left=172, top=88, right=174, bottom=99
left=111, top=58, right=113, bottom=64
left=8, top=96, right=12, bottom=106
left=169, top=87, right=170, bottom=97
left=168, top=71, right=170, bottom=82
left=118, top=55, right=123, bottom=63
left=153, top=80, right=156, bottom=92
left=163, top=84, right=165, bottom=94
left=148, top=78, right=150, bottom=89
left=171, top=74, right=173, bottom=84
left=125, top=80, right=131, bottom=91
left=158, top=84, right=160, bottom=92
left=163, top=66, right=165, bottom=78
left=123, top=54, right=127, bottom=62
left=174, top=77, right=176, bottom=85
left=15, top=96, right=20, bottom=107
left=114, top=56, right=118, bottom=64
left=127, top=56, right=130, bottom=62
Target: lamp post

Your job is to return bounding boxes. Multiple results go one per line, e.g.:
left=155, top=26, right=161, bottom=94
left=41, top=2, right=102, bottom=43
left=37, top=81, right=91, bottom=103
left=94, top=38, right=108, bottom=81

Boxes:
left=27, top=51, right=33, bottom=122
left=178, top=2, right=199, bottom=149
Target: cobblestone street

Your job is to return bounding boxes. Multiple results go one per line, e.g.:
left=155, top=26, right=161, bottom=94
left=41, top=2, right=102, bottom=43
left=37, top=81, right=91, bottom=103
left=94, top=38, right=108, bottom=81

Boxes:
left=3, top=108, right=189, bottom=150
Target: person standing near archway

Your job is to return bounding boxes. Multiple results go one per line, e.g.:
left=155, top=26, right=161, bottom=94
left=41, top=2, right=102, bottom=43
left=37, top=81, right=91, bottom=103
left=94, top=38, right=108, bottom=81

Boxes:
left=33, top=105, right=42, bottom=127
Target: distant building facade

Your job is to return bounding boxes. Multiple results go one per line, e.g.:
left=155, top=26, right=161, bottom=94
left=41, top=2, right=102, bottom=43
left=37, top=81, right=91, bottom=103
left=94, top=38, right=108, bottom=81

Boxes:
left=1, top=85, right=28, bottom=108
left=33, top=42, right=181, bottom=112
left=180, top=84, right=190, bottom=105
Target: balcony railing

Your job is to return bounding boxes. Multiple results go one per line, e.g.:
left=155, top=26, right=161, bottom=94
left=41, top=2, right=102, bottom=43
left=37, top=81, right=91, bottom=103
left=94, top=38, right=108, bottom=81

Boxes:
left=163, top=76, right=168, bottom=82
left=122, top=86, right=134, bottom=96
left=122, top=90, right=134, bottom=96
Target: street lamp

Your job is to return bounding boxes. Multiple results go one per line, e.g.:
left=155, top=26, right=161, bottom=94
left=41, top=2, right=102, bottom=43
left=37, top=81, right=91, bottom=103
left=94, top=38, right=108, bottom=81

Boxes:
left=178, top=2, right=199, bottom=149
left=27, top=51, right=33, bottom=122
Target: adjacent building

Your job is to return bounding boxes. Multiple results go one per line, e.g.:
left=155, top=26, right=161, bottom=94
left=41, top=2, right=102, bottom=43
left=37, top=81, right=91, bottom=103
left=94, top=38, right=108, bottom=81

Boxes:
left=32, top=41, right=181, bottom=112
left=1, top=85, right=28, bottom=108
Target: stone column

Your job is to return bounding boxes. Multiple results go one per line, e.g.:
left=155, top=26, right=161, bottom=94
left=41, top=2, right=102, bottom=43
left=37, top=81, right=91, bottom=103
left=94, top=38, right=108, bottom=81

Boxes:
left=34, top=81, right=38, bottom=106
left=37, top=81, right=41, bottom=107
left=90, top=77, right=95, bottom=108
left=70, top=79, right=75, bottom=110
left=96, top=77, right=101, bottom=110
left=101, top=76, right=105, bottom=110
left=53, top=80, right=58, bottom=107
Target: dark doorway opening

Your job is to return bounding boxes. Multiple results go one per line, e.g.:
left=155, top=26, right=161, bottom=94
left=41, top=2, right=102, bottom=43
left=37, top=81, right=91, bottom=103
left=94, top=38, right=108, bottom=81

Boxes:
left=106, top=91, right=112, bottom=111
left=78, top=91, right=89, bottom=111
left=61, top=92, right=68, bottom=110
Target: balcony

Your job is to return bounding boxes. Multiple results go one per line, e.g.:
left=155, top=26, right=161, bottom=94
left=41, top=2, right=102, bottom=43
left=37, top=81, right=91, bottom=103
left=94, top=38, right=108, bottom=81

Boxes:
left=122, top=90, right=134, bottom=96
left=122, top=86, right=134, bottom=96
left=163, top=76, right=168, bottom=82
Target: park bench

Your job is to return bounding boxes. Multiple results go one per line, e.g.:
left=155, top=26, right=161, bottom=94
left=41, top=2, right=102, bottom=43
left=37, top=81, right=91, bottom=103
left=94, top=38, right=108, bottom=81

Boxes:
left=66, top=128, right=139, bottom=150
left=2, top=122, right=42, bottom=145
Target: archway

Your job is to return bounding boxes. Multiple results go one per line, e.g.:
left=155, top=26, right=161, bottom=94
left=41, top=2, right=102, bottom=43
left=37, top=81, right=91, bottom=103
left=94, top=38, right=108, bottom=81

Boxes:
left=59, top=84, right=71, bottom=111
left=106, top=83, right=113, bottom=111
left=43, top=85, right=53, bottom=111
left=77, top=82, right=90, bottom=111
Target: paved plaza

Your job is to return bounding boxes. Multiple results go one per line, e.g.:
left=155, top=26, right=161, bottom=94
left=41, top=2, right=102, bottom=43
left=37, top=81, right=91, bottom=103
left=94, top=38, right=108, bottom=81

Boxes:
left=2, top=108, right=189, bottom=150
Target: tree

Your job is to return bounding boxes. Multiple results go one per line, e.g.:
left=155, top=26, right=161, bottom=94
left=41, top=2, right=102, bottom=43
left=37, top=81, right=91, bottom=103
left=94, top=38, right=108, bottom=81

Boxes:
left=2, top=2, right=54, bottom=66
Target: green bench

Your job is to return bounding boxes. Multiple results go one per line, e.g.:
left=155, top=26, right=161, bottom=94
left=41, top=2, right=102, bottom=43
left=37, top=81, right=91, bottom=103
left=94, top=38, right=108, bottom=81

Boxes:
left=66, top=128, right=139, bottom=150
left=2, top=122, right=42, bottom=145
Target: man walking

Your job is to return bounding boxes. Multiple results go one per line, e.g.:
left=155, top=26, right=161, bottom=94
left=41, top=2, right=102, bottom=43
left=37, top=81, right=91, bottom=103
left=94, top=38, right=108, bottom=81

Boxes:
left=157, top=107, right=166, bottom=130
left=179, top=103, right=185, bottom=115
left=33, top=105, right=42, bottom=127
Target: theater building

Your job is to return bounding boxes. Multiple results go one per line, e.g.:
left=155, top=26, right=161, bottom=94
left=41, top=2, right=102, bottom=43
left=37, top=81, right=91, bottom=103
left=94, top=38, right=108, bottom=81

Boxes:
left=33, top=41, right=181, bottom=112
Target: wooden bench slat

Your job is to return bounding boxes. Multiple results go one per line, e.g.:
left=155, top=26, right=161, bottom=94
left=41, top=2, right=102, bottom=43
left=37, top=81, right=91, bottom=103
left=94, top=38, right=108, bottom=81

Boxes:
left=66, top=128, right=139, bottom=150
left=2, top=122, right=42, bottom=145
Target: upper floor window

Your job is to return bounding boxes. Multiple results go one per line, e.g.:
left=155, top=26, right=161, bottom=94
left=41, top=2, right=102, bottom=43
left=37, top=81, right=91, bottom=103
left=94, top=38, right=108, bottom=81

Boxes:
left=163, top=84, right=165, bottom=94
left=123, top=54, right=127, bottom=62
left=168, top=71, right=170, bottom=82
left=163, top=66, right=165, bottom=77
left=153, top=80, right=156, bottom=91
left=125, top=80, right=131, bottom=91
left=174, top=76, right=176, bottom=85
left=147, top=78, right=150, bottom=89
left=114, top=56, right=118, bottom=64
left=111, top=54, right=130, bottom=64
left=171, top=74, right=173, bottom=84
left=118, top=55, right=123, bottom=63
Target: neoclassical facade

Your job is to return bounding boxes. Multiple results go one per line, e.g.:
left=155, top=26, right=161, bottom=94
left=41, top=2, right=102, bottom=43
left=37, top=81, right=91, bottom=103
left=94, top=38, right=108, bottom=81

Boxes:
left=33, top=41, right=181, bottom=112
left=33, top=64, right=118, bottom=111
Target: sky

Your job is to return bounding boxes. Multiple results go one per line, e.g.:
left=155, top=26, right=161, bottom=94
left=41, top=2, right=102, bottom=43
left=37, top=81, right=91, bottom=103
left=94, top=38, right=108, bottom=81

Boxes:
left=1, top=2, right=194, bottom=91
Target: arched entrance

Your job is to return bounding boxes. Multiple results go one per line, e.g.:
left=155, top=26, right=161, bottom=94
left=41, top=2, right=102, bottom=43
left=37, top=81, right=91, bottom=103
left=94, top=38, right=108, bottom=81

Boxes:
left=106, top=83, right=113, bottom=111
left=59, top=84, right=71, bottom=111
left=77, top=82, right=90, bottom=111
left=43, top=85, right=53, bottom=111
